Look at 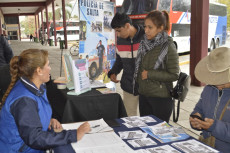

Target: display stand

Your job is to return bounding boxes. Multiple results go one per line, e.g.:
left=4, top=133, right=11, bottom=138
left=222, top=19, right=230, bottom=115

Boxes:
left=67, top=59, right=91, bottom=95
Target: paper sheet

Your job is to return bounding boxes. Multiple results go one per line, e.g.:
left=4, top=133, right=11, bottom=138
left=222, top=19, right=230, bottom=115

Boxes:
left=62, top=118, right=113, bottom=133
left=62, top=119, right=135, bottom=153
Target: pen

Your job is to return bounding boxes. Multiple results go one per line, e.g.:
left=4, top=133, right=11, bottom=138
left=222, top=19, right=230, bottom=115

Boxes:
left=91, top=125, right=100, bottom=128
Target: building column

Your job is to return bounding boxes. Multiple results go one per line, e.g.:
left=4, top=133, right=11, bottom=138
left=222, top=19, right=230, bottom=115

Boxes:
left=45, top=5, right=50, bottom=38
left=190, top=0, right=209, bottom=86
left=52, top=0, right=57, bottom=46
left=37, top=13, right=40, bottom=39
left=62, top=0, right=67, bottom=49
left=41, top=10, right=45, bottom=37
left=18, top=16, right=21, bottom=41
left=35, top=14, right=38, bottom=38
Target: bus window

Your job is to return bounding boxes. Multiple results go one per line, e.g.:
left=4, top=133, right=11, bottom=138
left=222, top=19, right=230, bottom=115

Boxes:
left=171, top=24, right=190, bottom=37
left=158, top=0, right=171, bottom=12
left=209, top=3, right=227, bottom=16
left=121, top=0, right=158, bottom=15
left=172, top=0, right=191, bottom=12
left=68, top=22, right=73, bottom=26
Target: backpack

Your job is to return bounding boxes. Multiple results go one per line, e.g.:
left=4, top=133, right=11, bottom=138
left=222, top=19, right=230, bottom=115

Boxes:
left=171, top=72, right=191, bottom=122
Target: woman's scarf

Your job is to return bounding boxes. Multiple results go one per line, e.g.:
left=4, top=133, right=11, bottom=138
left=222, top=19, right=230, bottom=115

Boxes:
left=133, top=31, right=169, bottom=91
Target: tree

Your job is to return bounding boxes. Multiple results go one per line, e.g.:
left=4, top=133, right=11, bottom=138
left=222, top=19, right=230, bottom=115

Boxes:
left=20, top=16, right=35, bottom=37
left=54, top=3, right=73, bottom=21
left=218, top=0, right=230, bottom=30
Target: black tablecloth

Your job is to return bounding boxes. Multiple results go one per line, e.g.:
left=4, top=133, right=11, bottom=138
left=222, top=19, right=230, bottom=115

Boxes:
left=46, top=80, right=127, bottom=123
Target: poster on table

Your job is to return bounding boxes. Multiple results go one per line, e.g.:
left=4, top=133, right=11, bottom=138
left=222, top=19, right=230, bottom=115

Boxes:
left=71, top=59, right=91, bottom=95
left=78, top=0, right=116, bottom=85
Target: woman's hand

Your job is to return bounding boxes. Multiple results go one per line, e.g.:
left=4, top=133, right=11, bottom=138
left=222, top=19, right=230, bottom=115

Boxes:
left=189, top=113, right=214, bottom=130
left=142, top=70, right=148, bottom=80
left=77, top=122, right=91, bottom=141
left=49, top=118, right=62, bottom=131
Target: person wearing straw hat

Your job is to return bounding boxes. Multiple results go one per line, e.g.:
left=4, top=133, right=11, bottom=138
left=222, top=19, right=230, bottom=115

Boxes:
left=190, top=47, right=230, bottom=153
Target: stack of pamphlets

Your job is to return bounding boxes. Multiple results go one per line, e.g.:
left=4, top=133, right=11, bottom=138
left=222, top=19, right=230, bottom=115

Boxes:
left=140, top=121, right=190, bottom=143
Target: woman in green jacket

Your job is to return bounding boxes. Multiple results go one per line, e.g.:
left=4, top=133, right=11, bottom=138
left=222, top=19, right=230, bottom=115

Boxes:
left=134, top=10, right=179, bottom=122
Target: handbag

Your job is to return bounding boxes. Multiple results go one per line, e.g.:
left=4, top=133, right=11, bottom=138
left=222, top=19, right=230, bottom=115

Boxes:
left=198, top=99, right=230, bottom=147
left=171, top=72, right=191, bottom=122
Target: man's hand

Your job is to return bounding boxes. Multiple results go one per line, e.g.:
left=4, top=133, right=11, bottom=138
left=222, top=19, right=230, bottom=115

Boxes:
left=77, top=122, right=91, bottom=141
left=142, top=70, right=148, bottom=80
left=110, top=74, right=119, bottom=83
left=189, top=113, right=214, bottom=130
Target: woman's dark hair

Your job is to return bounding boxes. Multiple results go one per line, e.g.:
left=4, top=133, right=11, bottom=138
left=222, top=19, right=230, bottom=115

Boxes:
left=111, top=12, right=132, bottom=29
left=1, top=49, right=48, bottom=106
left=145, top=10, right=170, bottom=32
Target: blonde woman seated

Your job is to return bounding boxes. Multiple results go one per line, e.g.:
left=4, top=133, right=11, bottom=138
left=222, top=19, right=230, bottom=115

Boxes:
left=0, top=49, right=91, bottom=152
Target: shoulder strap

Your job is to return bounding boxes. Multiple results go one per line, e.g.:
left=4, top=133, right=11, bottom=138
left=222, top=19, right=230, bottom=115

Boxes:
left=219, top=99, right=230, bottom=120
left=173, top=99, right=180, bottom=122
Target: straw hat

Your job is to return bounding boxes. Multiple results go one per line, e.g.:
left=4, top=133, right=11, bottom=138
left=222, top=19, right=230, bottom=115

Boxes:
left=195, top=47, right=230, bottom=85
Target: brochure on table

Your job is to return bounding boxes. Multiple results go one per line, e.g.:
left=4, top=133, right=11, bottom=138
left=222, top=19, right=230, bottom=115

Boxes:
left=68, top=59, right=91, bottom=95
left=140, top=122, right=190, bottom=143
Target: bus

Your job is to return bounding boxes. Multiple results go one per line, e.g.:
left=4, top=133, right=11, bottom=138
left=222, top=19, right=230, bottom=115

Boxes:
left=41, top=20, right=79, bottom=42
left=50, top=20, right=79, bottom=41
left=119, top=0, right=227, bottom=53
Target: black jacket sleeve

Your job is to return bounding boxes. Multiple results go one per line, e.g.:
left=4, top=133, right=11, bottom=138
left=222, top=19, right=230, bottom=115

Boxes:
left=2, top=36, right=13, bottom=64
left=10, top=97, right=77, bottom=150
left=108, top=53, right=123, bottom=78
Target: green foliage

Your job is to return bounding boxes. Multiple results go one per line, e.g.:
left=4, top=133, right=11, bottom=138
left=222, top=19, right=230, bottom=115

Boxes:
left=20, top=16, right=35, bottom=36
left=55, top=4, right=73, bottom=21
left=218, top=0, right=230, bottom=30
left=48, top=12, right=53, bottom=21
left=55, top=8, right=62, bottom=20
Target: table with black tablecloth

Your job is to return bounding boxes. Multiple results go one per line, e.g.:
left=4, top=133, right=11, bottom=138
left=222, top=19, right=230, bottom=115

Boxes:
left=46, top=80, right=127, bottom=123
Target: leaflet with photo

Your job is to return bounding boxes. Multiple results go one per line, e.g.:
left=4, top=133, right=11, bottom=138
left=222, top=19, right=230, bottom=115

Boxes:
left=123, top=121, right=147, bottom=128
left=122, top=116, right=140, bottom=122
left=121, top=116, right=156, bottom=123
left=146, top=145, right=181, bottom=153
left=118, top=130, right=148, bottom=139
left=140, top=116, right=157, bottom=123
left=140, top=122, right=189, bottom=143
left=127, top=138, right=157, bottom=148
left=171, top=139, right=219, bottom=153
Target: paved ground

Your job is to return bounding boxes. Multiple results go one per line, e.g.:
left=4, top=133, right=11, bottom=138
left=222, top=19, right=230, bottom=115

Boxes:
left=10, top=38, right=230, bottom=139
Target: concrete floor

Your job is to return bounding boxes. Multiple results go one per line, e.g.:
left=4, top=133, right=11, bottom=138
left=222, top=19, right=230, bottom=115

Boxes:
left=10, top=38, right=230, bottom=139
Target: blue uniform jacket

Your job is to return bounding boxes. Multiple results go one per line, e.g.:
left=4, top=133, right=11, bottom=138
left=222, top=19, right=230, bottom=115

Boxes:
left=191, top=85, right=230, bottom=153
left=0, top=77, right=77, bottom=152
